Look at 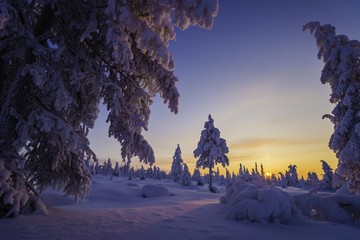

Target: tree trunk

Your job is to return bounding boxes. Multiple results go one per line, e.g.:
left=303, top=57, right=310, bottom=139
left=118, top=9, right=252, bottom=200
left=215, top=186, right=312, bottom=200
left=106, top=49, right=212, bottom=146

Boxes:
left=209, top=166, right=215, bottom=193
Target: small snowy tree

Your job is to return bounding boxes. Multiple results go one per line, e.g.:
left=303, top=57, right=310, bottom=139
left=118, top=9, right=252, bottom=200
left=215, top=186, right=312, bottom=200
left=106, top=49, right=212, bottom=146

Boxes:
left=113, top=162, right=120, bottom=177
left=146, top=167, right=153, bottom=179
left=128, top=167, right=134, bottom=181
left=255, top=162, right=259, bottom=176
left=225, top=168, right=231, bottom=183
left=239, top=163, right=244, bottom=176
left=0, top=0, right=219, bottom=216
left=260, top=163, right=265, bottom=180
left=194, top=115, right=229, bottom=193
left=192, top=168, right=204, bottom=186
left=304, top=22, right=360, bottom=193
left=306, top=172, right=320, bottom=188
left=104, top=158, right=113, bottom=176
left=278, top=172, right=287, bottom=188
left=320, top=160, right=333, bottom=190
left=170, top=144, right=183, bottom=182
left=153, top=166, right=161, bottom=180
left=286, top=164, right=299, bottom=187
left=180, top=164, right=192, bottom=186
left=139, top=165, right=145, bottom=181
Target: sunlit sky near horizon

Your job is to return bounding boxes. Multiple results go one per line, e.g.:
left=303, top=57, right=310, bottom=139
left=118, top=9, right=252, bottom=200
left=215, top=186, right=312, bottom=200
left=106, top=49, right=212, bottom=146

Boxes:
left=88, top=0, right=360, bottom=177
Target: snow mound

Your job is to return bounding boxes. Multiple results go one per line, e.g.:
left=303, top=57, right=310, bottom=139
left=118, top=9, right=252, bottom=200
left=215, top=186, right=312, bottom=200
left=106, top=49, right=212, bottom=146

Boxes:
left=294, top=192, right=360, bottom=223
left=126, top=182, right=139, bottom=187
left=220, top=179, right=297, bottom=223
left=334, top=182, right=351, bottom=195
left=142, top=184, right=170, bottom=198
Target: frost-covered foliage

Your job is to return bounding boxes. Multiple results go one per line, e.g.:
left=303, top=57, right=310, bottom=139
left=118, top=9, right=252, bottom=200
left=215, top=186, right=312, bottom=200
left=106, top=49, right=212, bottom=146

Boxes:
left=304, top=22, right=360, bottom=194
left=220, top=179, right=297, bottom=223
left=170, top=144, right=183, bottom=182
left=333, top=168, right=346, bottom=189
left=320, top=160, right=333, bottom=190
left=0, top=158, right=47, bottom=217
left=180, top=164, right=192, bottom=186
left=0, top=0, right=218, bottom=215
left=294, top=192, right=360, bottom=223
left=194, top=115, right=229, bottom=192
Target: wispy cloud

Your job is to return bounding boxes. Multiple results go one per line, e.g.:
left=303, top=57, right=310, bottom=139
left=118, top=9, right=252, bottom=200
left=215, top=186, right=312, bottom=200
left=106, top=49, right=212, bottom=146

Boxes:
left=229, top=137, right=321, bottom=150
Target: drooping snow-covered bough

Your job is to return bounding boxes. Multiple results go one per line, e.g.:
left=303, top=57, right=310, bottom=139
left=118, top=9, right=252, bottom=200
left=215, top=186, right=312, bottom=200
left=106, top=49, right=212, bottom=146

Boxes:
left=0, top=0, right=219, bottom=216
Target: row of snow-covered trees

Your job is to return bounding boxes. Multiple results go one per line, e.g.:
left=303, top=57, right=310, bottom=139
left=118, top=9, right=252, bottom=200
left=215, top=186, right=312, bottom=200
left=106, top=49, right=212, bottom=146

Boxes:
left=91, top=154, right=336, bottom=192
left=86, top=158, right=167, bottom=181
left=87, top=113, right=336, bottom=191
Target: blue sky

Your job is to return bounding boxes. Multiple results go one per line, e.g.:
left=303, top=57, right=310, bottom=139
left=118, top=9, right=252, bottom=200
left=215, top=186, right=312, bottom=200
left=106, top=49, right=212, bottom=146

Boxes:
left=89, top=0, right=360, bottom=177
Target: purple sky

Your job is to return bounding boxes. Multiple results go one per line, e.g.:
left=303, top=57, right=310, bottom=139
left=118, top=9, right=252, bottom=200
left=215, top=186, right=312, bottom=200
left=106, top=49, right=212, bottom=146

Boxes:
left=89, top=0, right=360, bottom=177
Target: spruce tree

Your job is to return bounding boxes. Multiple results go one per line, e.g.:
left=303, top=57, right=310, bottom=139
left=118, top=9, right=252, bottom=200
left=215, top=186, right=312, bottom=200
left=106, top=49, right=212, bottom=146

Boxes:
left=260, top=164, right=265, bottom=180
left=170, top=144, right=183, bottom=182
left=304, top=21, right=360, bottom=193
left=194, top=115, right=229, bottom=193
left=320, top=160, right=333, bottom=190
left=307, top=172, right=320, bottom=188
left=180, top=164, right=192, bottom=186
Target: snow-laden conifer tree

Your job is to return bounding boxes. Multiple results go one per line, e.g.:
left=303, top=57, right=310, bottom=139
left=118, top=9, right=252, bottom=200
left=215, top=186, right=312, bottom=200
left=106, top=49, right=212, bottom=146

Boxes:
left=192, top=168, right=204, bottom=186
left=306, top=172, right=320, bottom=188
left=180, top=164, right=192, bottom=186
left=286, top=164, right=299, bottom=187
left=194, top=115, right=229, bottom=192
left=225, top=168, right=231, bottom=183
left=170, top=144, right=183, bottom=182
left=278, top=172, right=287, bottom=188
left=239, top=163, right=244, bottom=176
left=260, top=163, right=265, bottom=180
left=255, top=162, right=259, bottom=176
left=139, top=165, right=145, bottom=180
left=0, top=0, right=218, bottom=216
left=128, top=167, right=134, bottom=181
left=113, top=162, right=120, bottom=177
left=320, top=160, right=333, bottom=190
left=304, top=22, right=360, bottom=193
left=104, top=158, right=113, bottom=176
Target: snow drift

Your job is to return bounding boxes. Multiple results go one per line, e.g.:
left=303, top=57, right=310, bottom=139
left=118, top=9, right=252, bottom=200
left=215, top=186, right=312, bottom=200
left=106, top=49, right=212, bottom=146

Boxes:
left=142, top=184, right=170, bottom=198
left=220, top=179, right=298, bottom=223
left=294, top=192, right=360, bottom=223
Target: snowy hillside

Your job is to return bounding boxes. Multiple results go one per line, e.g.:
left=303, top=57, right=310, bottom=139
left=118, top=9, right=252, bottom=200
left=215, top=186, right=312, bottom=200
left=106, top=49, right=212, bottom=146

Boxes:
left=1, top=175, right=360, bottom=240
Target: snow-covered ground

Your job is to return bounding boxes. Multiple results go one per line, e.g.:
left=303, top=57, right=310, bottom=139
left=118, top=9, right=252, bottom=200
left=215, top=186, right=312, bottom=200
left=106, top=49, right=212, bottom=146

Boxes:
left=1, top=175, right=360, bottom=240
